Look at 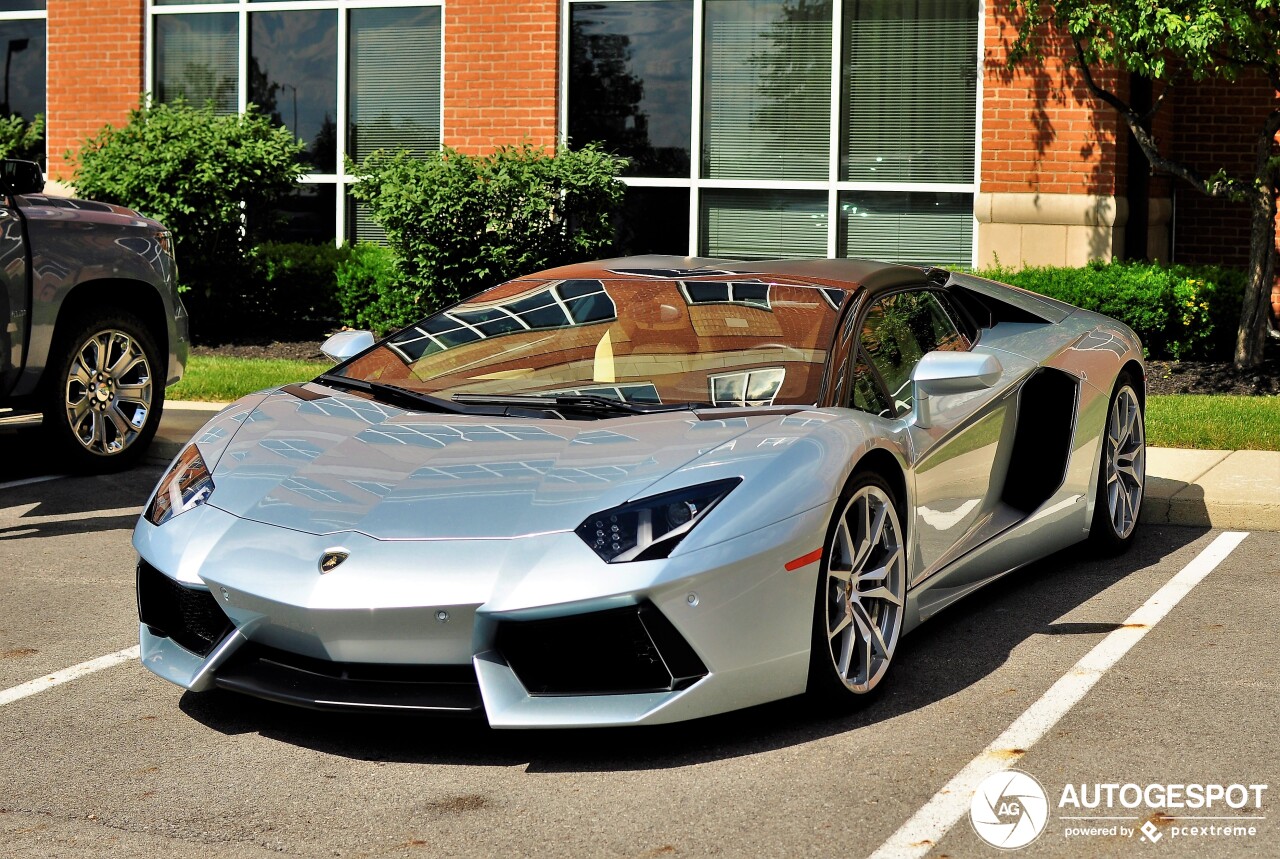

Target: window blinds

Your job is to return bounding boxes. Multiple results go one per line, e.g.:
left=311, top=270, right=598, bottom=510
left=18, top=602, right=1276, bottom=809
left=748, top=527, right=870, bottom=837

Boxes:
left=348, top=7, right=442, bottom=162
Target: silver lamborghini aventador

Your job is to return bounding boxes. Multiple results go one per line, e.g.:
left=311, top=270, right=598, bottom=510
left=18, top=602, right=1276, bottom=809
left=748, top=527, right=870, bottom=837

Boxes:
left=134, top=256, right=1146, bottom=727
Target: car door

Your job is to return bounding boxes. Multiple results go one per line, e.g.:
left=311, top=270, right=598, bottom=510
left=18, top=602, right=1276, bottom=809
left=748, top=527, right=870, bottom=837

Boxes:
left=0, top=200, right=26, bottom=395
left=852, top=288, right=1023, bottom=586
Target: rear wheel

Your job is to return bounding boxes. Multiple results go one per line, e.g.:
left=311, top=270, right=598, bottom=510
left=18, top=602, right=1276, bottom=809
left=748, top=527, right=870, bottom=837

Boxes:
left=1089, top=372, right=1145, bottom=553
left=807, top=472, right=907, bottom=703
left=43, top=311, right=164, bottom=472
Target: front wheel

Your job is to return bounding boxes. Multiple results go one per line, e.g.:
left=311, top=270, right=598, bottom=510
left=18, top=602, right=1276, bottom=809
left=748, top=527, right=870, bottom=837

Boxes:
left=44, top=311, right=165, bottom=472
left=1089, top=373, right=1145, bottom=554
left=807, top=472, right=907, bottom=703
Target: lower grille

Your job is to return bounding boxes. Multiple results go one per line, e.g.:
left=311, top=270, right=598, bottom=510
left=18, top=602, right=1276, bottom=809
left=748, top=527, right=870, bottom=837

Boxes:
left=495, top=603, right=708, bottom=696
left=136, top=560, right=233, bottom=657
left=214, top=643, right=483, bottom=714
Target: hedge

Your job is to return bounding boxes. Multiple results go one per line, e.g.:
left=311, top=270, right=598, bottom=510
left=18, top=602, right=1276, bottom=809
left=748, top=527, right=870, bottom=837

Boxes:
left=977, top=260, right=1245, bottom=360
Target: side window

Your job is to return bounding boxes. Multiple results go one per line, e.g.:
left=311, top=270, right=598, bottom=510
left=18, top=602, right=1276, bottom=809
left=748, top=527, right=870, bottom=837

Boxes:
left=860, top=290, right=970, bottom=418
left=850, top=350, right=892, bottom=417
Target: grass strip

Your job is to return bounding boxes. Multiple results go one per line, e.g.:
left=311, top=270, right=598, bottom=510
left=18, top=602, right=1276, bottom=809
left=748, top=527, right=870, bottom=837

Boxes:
left=1146, top=394, right=1279, bottom=451
left=167, top=355, right=331, bottom=403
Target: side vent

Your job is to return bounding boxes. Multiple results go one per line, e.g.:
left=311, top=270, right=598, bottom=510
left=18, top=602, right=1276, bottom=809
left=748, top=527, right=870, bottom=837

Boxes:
left=1001, top=368, right=1079, bottom=513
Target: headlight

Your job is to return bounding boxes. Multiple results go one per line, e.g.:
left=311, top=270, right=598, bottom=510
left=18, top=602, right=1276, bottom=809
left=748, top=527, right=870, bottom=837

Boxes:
left=145, top=444, right=214, bottom=526
left=576, top=478, right=741, bottom=563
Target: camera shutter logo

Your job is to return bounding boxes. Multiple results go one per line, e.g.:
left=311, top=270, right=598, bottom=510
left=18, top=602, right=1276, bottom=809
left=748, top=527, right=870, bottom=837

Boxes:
left=970, top=769, right=1050, bottom=849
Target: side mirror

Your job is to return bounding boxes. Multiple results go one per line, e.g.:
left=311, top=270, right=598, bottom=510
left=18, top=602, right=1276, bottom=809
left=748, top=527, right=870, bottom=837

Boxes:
left=320, top=329, right=375, bottom=362
left=911, top=351, right=1002, bottom=429
left=0, top=159, right=44, bottom=196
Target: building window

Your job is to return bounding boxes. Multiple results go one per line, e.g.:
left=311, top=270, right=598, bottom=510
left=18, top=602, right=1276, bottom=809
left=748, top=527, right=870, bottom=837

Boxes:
left=148, top=2, right=443, bottom=244
left=0, top=1, right=46, bottom=165
left=564, top=0, right=979, bottom=265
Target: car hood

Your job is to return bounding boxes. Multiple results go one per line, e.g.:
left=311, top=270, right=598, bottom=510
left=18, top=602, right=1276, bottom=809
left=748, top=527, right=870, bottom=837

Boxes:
left=194, top=388, right=789, bottom=540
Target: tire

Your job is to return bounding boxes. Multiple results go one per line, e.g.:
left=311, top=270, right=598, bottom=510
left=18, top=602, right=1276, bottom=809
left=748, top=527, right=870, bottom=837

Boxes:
left=1088, top=371, right=1146, bottom=554
left=43, top=310, right=165, bottom=472
left=807, top=471, right=908, bottom=705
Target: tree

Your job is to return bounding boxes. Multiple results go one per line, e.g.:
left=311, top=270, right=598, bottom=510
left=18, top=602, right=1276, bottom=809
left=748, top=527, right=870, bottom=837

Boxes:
left=1003, top=0, right=1280, bottom=369
left=72, top=98, right=305, bottom=331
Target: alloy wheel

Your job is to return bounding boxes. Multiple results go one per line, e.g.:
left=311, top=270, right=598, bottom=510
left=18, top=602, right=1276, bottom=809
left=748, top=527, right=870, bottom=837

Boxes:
left=64, top=328, right=154, bottom=456
left=823, top=483, right=906, bottom=694
left=1104, top=385, right=1145, bottom=539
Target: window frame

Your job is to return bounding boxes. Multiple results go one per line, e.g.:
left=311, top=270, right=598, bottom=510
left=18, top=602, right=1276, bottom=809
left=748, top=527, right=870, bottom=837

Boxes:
left=559, top=0, right=983, bottom=264
left=0, top=3, right=46, bottom=165
left=145, top=0, right=445, bottom=245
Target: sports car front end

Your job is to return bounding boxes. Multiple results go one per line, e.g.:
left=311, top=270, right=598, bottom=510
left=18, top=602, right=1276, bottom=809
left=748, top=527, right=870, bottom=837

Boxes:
left=134, top=265, right=884, bottom=726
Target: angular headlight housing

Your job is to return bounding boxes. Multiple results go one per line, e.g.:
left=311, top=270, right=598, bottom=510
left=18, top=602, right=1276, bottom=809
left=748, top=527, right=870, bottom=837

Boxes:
left=576, top=478, right=741, bottom=563
left=145, top=444, right=214, bottom=526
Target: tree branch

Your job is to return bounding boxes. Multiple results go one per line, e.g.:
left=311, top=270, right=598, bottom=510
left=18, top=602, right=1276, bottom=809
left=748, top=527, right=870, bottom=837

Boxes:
left=1070, top=36, right=1234, bottom=197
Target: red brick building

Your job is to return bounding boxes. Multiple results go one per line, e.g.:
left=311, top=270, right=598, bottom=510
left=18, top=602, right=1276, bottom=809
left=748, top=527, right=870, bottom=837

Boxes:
left=5, top=0, right=1276, bottom=300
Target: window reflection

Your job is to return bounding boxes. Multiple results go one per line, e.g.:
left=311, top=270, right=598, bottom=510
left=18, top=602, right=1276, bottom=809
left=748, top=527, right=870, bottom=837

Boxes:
left=250, top=9, right=337, bottom=172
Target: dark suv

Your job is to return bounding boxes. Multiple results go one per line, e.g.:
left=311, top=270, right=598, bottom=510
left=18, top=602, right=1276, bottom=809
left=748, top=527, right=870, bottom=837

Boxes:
left=0, top=159, right=187, bottom=470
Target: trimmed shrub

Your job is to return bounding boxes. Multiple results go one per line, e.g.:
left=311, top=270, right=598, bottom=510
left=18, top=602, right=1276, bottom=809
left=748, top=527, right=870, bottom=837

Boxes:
left=72, top=98, right=305, bottom=331
left=334, top=242, right=418, bottom=334
left=978, top=260, right=1246, bottom=360
left=242, top=241, right=349, bottom=336
left=349, top=143, right=626, bottom=313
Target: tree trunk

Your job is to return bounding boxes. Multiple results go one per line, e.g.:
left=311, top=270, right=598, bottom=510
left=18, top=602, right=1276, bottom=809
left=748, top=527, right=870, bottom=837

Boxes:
left=1233, top=191, right=1275, bottom=369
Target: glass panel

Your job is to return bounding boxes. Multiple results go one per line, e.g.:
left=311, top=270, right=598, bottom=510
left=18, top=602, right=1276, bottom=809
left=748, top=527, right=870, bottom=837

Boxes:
left=349, top=6, right=441, bottom=162
left=702, top=0, right=831, bottom=181
left=155, top=13, right=237, bottom=114
left=268, top=183, right=336, bottom=244
left=861, top=291, right=968, bottom=417
left=841, top=0, right=978, bottom=183
left=568, top=1, right=693, bottom=178
left=0, top=18, right=44, bottom=161
left=0, top=1, right=43, bottom=10
left=250, top=9, right=338, bottom=172
left=613, top=186, right=689, bottom=256
left=701, top=189, right=827, bottom=259
left=348, top=197, right=387, bottom=244
left=850, top=353, right=891, bottom=416
left=840, top=191, right=973, bottom=266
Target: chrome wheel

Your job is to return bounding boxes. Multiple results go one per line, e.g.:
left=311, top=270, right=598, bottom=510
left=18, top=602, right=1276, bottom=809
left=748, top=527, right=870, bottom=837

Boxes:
left=822, top=483, right=906, bottom=694
left=1104, top=385, right=1145, bottom=539
left=64, top=328, right=154, bottom=456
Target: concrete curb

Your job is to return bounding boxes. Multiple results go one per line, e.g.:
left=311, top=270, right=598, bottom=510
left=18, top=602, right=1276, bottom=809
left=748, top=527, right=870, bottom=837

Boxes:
left=152, top=406, right=1280, bottom=533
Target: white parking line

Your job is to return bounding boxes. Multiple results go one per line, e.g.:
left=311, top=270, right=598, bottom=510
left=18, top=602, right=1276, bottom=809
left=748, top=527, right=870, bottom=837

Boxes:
left=0, top=474, right=66, bottom=491
left=0, top=646, right=140, bottom=707
left=866, top=530, right=1250, bottom=859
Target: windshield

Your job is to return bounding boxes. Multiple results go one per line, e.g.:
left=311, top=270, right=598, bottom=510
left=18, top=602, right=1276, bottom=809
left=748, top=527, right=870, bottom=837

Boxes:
left=330, top=276, right=847, bottom=407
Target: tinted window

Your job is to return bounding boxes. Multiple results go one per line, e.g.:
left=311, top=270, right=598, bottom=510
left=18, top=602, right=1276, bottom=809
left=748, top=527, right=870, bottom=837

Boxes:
left=250, top=10, right=338, bottom=172
left=860, top=290, right=969, bottom=417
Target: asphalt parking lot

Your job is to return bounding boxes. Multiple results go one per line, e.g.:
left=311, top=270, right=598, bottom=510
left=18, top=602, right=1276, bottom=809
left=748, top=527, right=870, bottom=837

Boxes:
left=1, top=411, right=1276, bottom=857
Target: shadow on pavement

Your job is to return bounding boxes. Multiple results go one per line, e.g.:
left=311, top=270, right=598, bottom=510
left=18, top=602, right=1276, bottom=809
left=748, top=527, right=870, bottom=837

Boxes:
left=178, top=524, right=1208, bottom=772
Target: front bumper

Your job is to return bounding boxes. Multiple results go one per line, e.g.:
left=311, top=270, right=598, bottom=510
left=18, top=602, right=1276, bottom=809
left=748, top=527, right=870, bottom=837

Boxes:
left=134, top=501, right=828, bottom=727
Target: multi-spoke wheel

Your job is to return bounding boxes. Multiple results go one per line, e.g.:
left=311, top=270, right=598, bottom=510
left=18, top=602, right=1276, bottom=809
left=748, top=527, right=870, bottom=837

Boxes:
left=45, top=311, right=164, bottom=471
left=1089, top=372, right=1145, bottom=553
left=808, top=472, right=907, bottom=702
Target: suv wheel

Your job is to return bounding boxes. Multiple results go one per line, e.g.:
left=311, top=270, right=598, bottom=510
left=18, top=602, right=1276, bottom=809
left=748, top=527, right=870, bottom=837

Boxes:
left=44, top=311, right=164, bottom=471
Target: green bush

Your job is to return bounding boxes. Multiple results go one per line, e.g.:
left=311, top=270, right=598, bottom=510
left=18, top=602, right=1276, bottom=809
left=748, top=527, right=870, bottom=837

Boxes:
left=977, top=260, right=1246, bottom=360
left=349, top=143, right=626, bottom=312
left=334, top=242, right=419, bottom=334
left=71, top=98, right=305, bottom=331
left=242, top=241, right=349, bottom=335
left=0, top=114, right=43, bottom=161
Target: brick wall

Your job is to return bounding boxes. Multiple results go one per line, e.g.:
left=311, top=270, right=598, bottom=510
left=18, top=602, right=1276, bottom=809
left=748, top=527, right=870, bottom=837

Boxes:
left=444, top=0, right=559, bottom=154
left=1167, top=71, right=1277, bottom=268
left=46, top=0, right=145, bottom=180
left=981, top=4, right=1126, bottom=197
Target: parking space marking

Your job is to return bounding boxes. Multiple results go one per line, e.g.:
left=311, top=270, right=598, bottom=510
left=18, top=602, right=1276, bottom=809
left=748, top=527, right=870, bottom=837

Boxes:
left=0, top=646, right=140, bottom=707
left=866, top=530, right=1250, bottom=859
left=0, top=475, right=66, bottom=491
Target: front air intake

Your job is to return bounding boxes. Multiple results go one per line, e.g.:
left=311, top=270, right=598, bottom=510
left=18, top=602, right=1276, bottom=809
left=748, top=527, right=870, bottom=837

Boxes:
left=136, top=560, right=234, bottom=657
left=495, top=603, right=708, bottom=696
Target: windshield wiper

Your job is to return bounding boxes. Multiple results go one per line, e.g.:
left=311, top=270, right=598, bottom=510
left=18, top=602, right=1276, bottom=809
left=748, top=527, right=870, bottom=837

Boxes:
left=314, top=373, right=475, bottom=414
left=450, top=393, right=705, bottom=416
